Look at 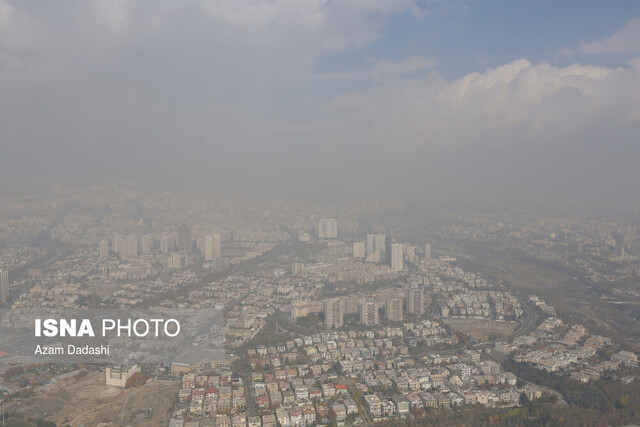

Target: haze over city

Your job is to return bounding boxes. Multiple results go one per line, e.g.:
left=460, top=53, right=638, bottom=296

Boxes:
left=3, top=3, right=640, bottom=426
left=1, top=0, right=639, bottom=205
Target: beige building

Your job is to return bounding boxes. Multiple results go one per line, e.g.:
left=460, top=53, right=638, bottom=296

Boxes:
left=386, top=297, right=403, bottom=322
left=105, top=365, right=140, bottom=388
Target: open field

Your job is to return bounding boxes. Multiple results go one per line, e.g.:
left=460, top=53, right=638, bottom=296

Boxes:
left=5, top=371, right=179, bottom=427
left=444, top=318, right=517, bottom=341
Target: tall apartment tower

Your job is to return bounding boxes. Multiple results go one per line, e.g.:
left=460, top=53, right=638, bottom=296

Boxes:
left=112, top=234, right=121, bottom=253
left=141, top=234, right=154, bottom=254
left=391, top=243, right=404, bottom=272
left=425, top=243, right=431, bottom=259
left=213, top=233, right=222, bottom=258
left=366, top=234, right=389, bottom=265
left=318, top=218, right=338, bottom=239
left=366, top=234, right=386, bottom=255
left=204, top=234, right=222, bottom=260
left=385, top=297, right=403, bottom=322
left=291, top=262, right=304, bottom=275
left=161, top=233, right=176, bottom=253
left=405, top=246, right=416, bottom=263
left=366, top=234, right=376, bottom=255
left=406, top=288, right=424, bottom=316
left=204, top=233, right=222, bottom=261
left=0, top=270, right=8, bottom=304
left=178, top=224, right=192, bottom=253
left=115, top=235, right=138, bottom=258
left=99, top=239, right=109, bottom=258
left=353, top=242, right=366, bottom=258
left=204, top=235, right=213, bottom=260
left=360, top=301, right=379, bottom=325
left=624, top=232, right=635, bottom=249
left=324, top=298, right=344, bottom=328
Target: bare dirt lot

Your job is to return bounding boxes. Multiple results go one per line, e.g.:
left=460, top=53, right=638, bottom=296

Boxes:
left=6, top=371, right=179, bottom=427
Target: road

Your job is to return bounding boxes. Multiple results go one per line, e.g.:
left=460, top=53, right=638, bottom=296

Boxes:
left=118, top=385, right=143, bottom=421
left=242, top=373, right=257, bottom=417
left=142, top=240, right=326, bottom=308
left=3, top=247, right=70, bottom=307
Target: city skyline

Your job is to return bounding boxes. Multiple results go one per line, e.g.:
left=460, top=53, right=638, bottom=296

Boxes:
left=0, top=186, right=638, bottom=425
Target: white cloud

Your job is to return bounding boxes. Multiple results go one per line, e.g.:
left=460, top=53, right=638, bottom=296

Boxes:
left=0, top=0, right=638, bottom=200
left=578, top=17, right=640, bottom=54
left=0, top=0, right=428, bottom=96
left=200, top=0, right=425, bottom=57
left=326, top=59, right=639, bottom=154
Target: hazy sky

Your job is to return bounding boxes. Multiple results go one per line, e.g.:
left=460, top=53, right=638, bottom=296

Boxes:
left=1, top=0, right=639, bottom=205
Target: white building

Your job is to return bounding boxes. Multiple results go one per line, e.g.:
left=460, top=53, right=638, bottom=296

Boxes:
left=105, top=365, right=140, bottom=388
left=168, top=252, right=187, bottom=269
left=204, top=233, right=222, bottom=260
left=99, top=240, right=109, bottom=258
left=364, top=395, right=383, bottom=418
left=391, top=243, right=404, bottom=272
left=0, top=269, right=8, bottom=304
left=353, top=242, right=365, bottom=258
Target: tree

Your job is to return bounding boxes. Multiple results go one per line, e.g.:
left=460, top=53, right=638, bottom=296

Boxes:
left=617, top=393, right=630, bottom=408
left=3, top=366, right=24, bottom=380
left=125, top=372, right=148, bottom=388
left=328, top=409, right=337, bottom=427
